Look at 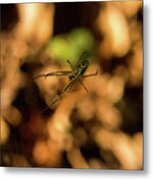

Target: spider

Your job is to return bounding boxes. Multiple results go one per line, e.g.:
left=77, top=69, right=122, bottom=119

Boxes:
left=35, top=52, right=98, bottom=112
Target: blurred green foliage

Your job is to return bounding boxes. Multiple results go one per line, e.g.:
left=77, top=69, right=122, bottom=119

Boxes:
left=47, top=28, right=95, bottom=65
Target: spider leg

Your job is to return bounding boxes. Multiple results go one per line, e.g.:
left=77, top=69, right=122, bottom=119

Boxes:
left=40, top=77, right=75, bottom=113
left=50, top=79, right=74, bottom=106
left=78, top=78, right=89, bottom=93
left=67, top=59, right=75, bottom=70
left=34, top=71, right=72, bottom=79
left=83, top=69, right=98, bottom=78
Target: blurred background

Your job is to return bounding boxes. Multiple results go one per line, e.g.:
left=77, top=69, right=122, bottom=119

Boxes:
left=1, top=1, right=143, bottom=170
